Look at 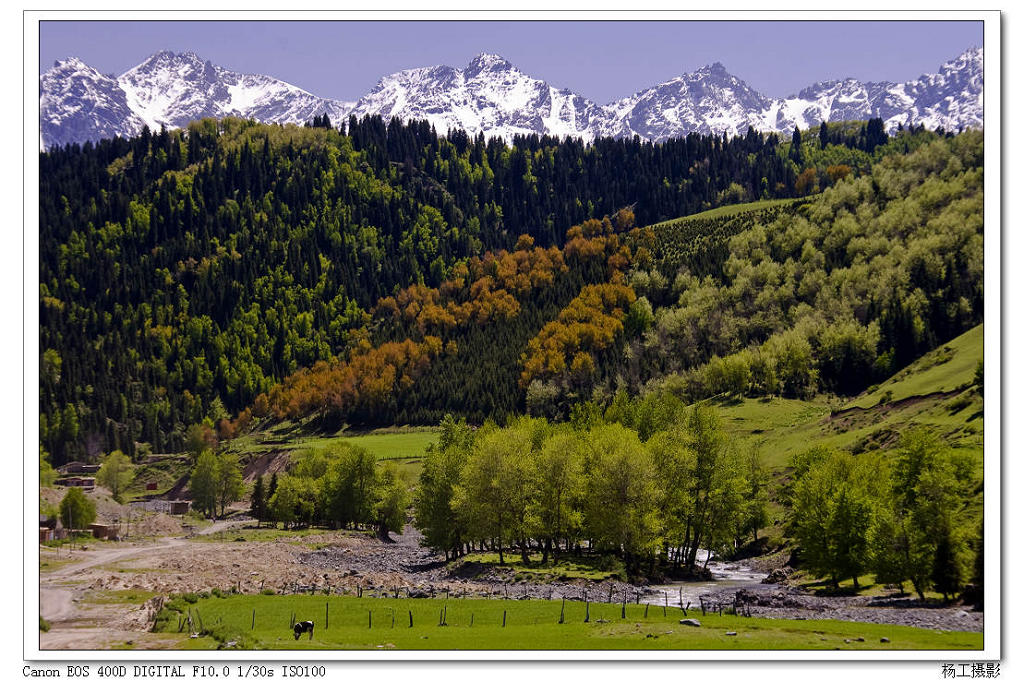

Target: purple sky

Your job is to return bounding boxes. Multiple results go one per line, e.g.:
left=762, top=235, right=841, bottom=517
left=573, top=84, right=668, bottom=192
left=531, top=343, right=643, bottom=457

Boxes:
left=38, top=20, right=983, bottom=104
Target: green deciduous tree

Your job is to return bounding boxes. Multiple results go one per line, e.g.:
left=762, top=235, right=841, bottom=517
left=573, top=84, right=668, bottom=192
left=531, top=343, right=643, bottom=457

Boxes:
left=414, top=415, right=473, bottom=559
left=40, top=448, right=57, bottom=487
left=215, top=452, right=244, bottom=517
left=453, top=424, right=536, bottom=565
left=373, top=462, right=408, bottom=540
left=323, top=444, right=377, bottom=529
left=96, top=450, right=134, bottom=502
left=884, top=428, right=977, bottom=600
left=791, top=449, right=874, bottom=589
left=529, top=429, right=585, bottom=564
left=59, top=487, right=96, bottom=530
left=582, top=423, right=663, bottom=572
left=189, top=449, right=219, bottom=518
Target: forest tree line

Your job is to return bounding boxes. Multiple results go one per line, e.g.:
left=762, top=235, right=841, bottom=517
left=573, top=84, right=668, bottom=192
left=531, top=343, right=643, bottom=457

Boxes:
left=40, top=114, right=967, bottom=464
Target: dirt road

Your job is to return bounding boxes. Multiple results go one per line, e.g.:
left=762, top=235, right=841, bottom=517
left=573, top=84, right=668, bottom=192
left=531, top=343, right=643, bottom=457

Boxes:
left=39, top=519, right=248, bottom=650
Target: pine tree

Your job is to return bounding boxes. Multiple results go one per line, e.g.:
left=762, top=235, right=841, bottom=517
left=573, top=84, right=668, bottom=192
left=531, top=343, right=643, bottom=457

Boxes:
left=250, top=475, right=266, bottom=526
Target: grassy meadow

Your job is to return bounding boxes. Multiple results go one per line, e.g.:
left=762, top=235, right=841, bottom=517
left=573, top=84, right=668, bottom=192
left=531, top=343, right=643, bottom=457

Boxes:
left=224, top=423, right=438, bottom=462
left=153, top=593, right=981, bottom=651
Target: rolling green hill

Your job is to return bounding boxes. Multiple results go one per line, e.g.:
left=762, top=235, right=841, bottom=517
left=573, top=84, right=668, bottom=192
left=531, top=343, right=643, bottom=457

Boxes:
left=711, top=323, right=983, bottom=470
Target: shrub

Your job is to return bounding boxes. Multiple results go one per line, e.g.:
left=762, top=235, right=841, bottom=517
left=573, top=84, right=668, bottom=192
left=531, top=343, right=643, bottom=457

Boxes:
left=260, top=588, right=276, bottom=596
left=183, top=593, right=199, bottom=604
left=163, top=597, right=188, bottom=613
left=39, top=616, right=51, bottom=632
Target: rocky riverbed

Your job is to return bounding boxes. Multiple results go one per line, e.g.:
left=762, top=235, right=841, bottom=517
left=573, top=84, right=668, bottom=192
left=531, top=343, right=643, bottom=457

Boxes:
left=297, top=525, right=982, bottom=633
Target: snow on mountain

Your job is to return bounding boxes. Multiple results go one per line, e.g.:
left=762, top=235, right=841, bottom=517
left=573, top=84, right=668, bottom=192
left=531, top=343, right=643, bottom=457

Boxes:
left=117, top=51, right=352, bottom=131
left=347, top=53, right=605, bottom=141
left=40, top=58, right=144, bottom=150
left=40, top=51, right=351, bottom=149
left=764, top=47, right=984, bottom=134
left=598, top=62, right=776, bottom=140
left=39, top=47, right=983, bottom=150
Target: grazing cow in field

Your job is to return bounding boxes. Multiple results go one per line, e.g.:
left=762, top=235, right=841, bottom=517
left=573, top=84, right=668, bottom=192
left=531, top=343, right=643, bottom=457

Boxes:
left=293, top=620, right=314, bottom=640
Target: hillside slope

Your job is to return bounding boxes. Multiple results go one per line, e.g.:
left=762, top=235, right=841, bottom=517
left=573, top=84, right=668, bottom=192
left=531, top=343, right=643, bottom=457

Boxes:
left=712, top=323, right=983, bottom=469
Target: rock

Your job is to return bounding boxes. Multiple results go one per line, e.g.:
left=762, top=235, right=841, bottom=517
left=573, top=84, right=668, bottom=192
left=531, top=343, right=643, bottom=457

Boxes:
left=762, top=567, right=794, bottom=584
left=679, top=618, right=702, bottom=627
left=725, top=631, right=737, bottom=636
left=880, top=637, right=890, bottom=643
left=857, top=637, right=865, bottom=642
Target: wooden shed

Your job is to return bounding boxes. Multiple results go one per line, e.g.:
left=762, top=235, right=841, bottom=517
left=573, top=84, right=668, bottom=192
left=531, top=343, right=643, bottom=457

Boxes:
left=88, top=523, right=119, bottom=540
left=169, top=500, right=191, bottom=515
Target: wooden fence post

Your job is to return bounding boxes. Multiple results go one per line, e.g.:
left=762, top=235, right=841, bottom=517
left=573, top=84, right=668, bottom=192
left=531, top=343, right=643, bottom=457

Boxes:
left=502, top=610, right=507, bottom=627
left=325, top=602, right=329, bottom=630
left=251, top=609, right=255, bottom=630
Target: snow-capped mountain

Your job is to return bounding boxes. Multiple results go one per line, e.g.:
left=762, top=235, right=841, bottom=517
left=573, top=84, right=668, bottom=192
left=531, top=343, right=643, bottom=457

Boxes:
left=750, top=47, right=984, bottom=134
left=596, top=62, right=777, bottom=140
left=117, top=51, right=352, bottom=131
left=41, top=51, right=352, bottom=150
left=40, top=58, right=145, bottom=150
left=347, top=53, right=606, bottom=141
left=39, top=47, right=983, bottom=150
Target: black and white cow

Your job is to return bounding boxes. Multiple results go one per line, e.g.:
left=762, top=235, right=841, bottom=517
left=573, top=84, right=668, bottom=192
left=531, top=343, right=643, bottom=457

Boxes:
left=293, top=620, right=314, bottom=640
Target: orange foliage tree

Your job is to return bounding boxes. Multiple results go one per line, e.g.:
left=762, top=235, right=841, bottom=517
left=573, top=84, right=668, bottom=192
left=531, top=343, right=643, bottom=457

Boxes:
left=520, top=283, right=636, bottom=387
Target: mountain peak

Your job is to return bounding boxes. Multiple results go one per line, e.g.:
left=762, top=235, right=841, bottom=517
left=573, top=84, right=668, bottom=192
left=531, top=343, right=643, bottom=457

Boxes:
left=49, top=56, right=93, bottom=72
left=466, top=52, right=515, bottom=75
left=699, top=61, right=731, bottom=78
left=134, top=50, right=206, bottom=70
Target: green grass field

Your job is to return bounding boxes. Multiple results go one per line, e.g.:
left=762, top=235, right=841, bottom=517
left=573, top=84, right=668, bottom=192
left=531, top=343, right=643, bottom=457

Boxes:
left=227, top=423, right=438, bottom=461
left=152, top=593, right=981, bottom=651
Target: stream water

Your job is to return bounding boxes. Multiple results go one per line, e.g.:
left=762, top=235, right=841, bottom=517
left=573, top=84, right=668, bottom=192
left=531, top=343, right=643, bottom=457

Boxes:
left=642, top=551, right=770, bottom=606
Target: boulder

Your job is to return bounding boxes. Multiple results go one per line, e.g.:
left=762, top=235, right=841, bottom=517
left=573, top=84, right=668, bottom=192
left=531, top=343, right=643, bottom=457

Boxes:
left=679, top=618, right=702, bottom=627
left=761, top=567, right=794, bottom=584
